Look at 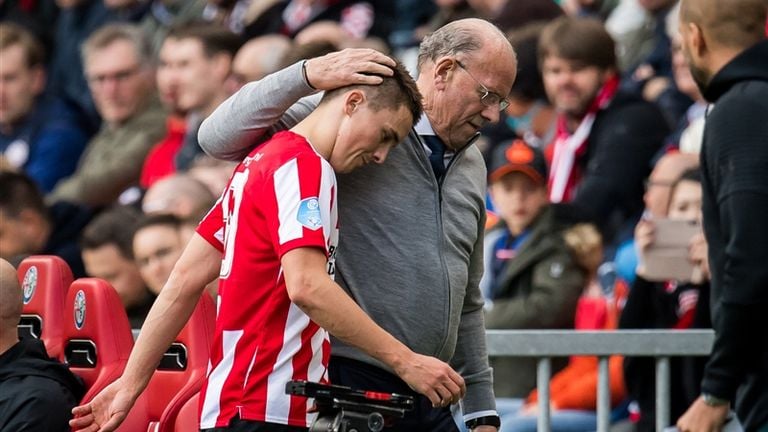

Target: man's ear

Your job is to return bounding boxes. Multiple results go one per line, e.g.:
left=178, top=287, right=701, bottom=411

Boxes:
left=432, top=57, right=457, bottom=91
left=343, top=89, right=366, bottom=116
left=31, top=66, right=46, bottom=96
left=688, top=22, right=707, bottom=59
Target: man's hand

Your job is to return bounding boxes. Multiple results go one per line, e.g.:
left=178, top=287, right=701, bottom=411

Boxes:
left=393, top=352, right=466, bottom=408
left=688, top=232, right=710, bottom=283
left=676, top=396, right=729, bottom=432
left=304, top=48, right=396, bottom=90
left=69, top=380, right=136, bottom=432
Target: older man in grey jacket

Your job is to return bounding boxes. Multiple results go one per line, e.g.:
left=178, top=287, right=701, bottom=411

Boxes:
left=199, top=18, right=517, bottom=432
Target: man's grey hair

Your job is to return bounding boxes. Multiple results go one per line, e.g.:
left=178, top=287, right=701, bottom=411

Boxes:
left=417, top=19, right=512, bottom=72
left=81, top=23, right=153, bottom=69
left=417, top=22, right=483, bottom=72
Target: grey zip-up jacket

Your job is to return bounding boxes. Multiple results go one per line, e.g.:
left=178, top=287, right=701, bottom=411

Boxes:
left=198, top=61, right=495, bottom=419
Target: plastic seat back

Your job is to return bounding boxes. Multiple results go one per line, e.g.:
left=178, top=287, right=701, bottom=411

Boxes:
left=64, top=278, right=154, bottom=430
left=16, top=255, right=73, bottom=360
left=143, top=293, right=215, bottom=432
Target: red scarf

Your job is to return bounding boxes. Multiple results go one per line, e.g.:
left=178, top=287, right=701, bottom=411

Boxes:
left=547, top=75, right=620, bottom=203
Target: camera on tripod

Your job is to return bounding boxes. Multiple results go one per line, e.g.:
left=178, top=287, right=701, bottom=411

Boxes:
left=285, top=380, right=414, bottom=432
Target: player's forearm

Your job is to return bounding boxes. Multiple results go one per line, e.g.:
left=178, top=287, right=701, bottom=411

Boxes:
left=291, top=274, right=414, bottom=372
left=120, top=235, right=220, bottom=394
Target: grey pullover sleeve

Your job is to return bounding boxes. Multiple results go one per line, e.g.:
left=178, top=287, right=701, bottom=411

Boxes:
left=453, top=211, right=498, bottom=421
left=198, top=61, right=320, bottom=161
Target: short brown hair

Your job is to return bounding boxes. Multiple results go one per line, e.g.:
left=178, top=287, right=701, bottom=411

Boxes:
left=538, top=16, right=617, bottom=71
left=166, top=22, right=242, bottom=59
left=82, top=23, right=152, bottom=68
left=680, top=0, right=768, bottom=50
left=0, top=171, right=47, bottom=219
left=0, top=23, right=45, bottom=68
left=80, top=206, right=142, bottom=259
left=320, top=58, right=423, bottom=125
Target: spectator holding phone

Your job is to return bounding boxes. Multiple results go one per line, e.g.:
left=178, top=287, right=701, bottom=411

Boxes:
left=620, top=168, right=711, bottom=432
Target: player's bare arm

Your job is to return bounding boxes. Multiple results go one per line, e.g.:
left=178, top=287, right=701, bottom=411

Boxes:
left=70, top=234, right=221, bottom=432
left=282, top=247, right=466, bottom=407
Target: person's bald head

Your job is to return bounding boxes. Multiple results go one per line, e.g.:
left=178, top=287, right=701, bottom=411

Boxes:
left=0, top=258, right=22, bottom=334
left=680, top=0, right=767, bottom=50
left=232, top=35, right=292, bottom=87
left=678, top=0, right=767, bottom=91
left=142, top=174, right=216, bottom=222
left=417, top=18, right=516, bottom=73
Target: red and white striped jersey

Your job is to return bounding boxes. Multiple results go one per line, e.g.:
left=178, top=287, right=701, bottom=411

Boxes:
left=196, top=131, right=338, bottom=428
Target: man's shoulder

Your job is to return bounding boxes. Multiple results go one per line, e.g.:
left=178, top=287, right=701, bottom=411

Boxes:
left=241, top=131, right=329, bottom=183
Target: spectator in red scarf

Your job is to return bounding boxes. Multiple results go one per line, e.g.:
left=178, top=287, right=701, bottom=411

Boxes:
left=539, top=16, right=669, bottom=251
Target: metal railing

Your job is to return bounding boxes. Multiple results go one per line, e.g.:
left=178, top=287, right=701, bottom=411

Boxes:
left=485, top=329, right=715, bottom=432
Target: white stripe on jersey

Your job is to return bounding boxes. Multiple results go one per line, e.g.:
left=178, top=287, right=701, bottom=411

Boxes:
left=200, top=329, right=243, bottom=428
left=264, top=303, right=311, bottom=425
left=305, top=327, right=329, bottom=424
left=274, top=159, right=304, bottom=245
left=318, top=162, right=336, bottom=252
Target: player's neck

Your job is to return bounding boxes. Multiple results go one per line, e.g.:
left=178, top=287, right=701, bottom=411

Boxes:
left=291, top=107, right=339, bottom=162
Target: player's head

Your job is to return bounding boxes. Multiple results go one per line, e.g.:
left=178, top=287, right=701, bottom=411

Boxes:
left=318, top=59, right=422, bottom=173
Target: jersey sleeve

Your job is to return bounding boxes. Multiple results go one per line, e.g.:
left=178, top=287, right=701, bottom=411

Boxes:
left=196, top=195, right=226, bottom=253
left=264, top=153, right=336, bottom=259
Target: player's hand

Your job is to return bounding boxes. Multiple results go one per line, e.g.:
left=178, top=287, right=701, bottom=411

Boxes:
left=304, top=48, right=396, bottom=90
left=69, top=380, right=136, bottom=432
left=394, top=352, right=466, bottom=408
left=676, top=396, right=729, bottom=432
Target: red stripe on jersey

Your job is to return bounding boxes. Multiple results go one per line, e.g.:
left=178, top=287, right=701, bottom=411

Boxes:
left=196, top=131, right=338, bottom=428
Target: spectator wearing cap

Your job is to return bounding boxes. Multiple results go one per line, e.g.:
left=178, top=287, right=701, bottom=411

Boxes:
left=482, top=139, right=592, bottom=399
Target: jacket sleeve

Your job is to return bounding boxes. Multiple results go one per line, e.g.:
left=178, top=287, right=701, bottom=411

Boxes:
left=484, top=251, right=585, bottom=329
left=49, top=124, right=164, bottom=207
left=1, top=380, right=77, bottom=431
left=198, top=61, right=320, bottom=162
left=452, top=209, right=498, bottom=421
left=25, top=126, right=89, bottom=193
left=701, top=191, right=768, bottom=400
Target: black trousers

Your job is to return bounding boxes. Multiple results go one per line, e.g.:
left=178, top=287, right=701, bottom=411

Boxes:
left=202, top=416, right=308, bottom=432
left=328, top=356, right=460, bottom=432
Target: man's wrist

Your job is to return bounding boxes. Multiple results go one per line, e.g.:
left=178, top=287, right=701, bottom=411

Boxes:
left=465, top=415, right=501, bottom=430
left=702, top=392, right=730, bottom=407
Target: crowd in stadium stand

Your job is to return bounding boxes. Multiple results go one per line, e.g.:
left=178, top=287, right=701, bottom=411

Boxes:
left=1, top=0, right=767, bottom=431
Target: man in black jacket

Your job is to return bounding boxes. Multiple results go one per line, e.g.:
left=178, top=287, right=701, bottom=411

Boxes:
left=538, top=17, right=669, bottom=249
left=0, top=258, right=85, bottom=431
left=676, top=1, right=768, bottom=431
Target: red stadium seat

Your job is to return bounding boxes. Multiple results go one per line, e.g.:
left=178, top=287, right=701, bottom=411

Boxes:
left=63, top=278, right=150, bottom=430
left=143, top=293, right=216, bottom=432
left=173, top=393, right=201, bottom=432
left=16, top=255, right=74, bottom=360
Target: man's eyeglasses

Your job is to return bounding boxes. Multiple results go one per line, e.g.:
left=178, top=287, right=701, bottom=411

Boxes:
left=87, top=66, right=141, bottom=86
left=456, top=60, right=510, bottom=112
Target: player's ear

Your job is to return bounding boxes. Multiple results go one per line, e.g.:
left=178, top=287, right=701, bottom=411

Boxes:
left=343, top=89, right=366, bottom=116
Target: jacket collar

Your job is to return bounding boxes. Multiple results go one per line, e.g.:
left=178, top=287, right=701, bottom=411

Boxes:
left=704, top=39, right=768, bottom=103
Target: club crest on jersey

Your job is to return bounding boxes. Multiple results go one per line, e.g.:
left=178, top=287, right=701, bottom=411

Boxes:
left=297, top=197, right=322, bottom=230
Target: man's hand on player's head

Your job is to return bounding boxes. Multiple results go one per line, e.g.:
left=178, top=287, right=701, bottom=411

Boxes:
left=304, top=48, right=396, bottom=90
